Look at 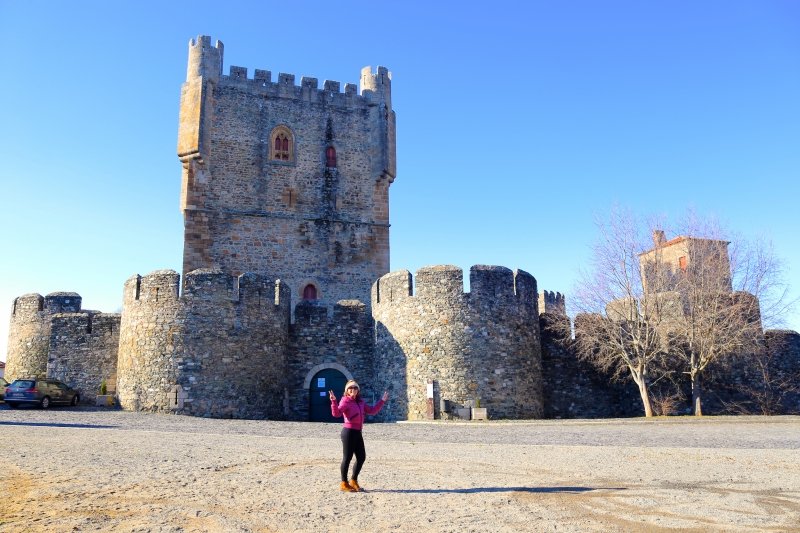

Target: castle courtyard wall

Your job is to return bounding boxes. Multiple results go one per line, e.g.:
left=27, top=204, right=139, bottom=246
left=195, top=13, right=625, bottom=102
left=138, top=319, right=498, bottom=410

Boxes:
left=540, top=313, right=642, bottom=418
left=372, top=265, right=544, bottom=421
left=47, top=312, right=121, bottom=403
left=117, top=269, right=291, bottom=419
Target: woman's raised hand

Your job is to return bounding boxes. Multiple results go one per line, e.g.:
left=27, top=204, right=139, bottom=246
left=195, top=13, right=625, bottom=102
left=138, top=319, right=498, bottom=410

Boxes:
left=329, top=390, right=336, bottom=401
left=382, top=391, right=390, bottom=402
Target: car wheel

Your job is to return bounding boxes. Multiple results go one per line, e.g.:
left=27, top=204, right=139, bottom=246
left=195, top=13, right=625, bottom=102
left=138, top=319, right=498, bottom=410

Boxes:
left=71, top=394, right=80, bottom=406
left=40, top=396, right=51, bottom=409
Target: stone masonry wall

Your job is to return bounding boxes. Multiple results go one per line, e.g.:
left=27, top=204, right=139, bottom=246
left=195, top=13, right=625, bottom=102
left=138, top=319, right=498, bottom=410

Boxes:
left=178, top=36, right=396, bottom=312
left=47, top=312, right=120, bottom=403
left=699, top=329, right=800, bottom=415
left=540, top=313, right=641, bottom=418
left=765, top=330, right=800, bottom=413
left=372, top=265, right=543, bottom=421
left=287, top=300, right=375, bottom=421
left=5, top=292, right=82, bottom=382
left=117, top=270, right=182, bottom=411
left=117, top=269, right=291, bottom=419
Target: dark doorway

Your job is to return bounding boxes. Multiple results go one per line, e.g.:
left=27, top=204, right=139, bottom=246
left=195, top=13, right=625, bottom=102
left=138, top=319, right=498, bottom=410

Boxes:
left=309, top=368, right=347, bottom=422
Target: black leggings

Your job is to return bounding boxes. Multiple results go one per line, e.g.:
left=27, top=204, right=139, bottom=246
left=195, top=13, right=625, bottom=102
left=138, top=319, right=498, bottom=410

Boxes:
left=340, top=428, right=366, bottom=482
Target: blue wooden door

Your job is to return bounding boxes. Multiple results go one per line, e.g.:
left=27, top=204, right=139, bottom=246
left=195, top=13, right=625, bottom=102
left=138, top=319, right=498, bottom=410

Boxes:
left=309, top=368, right=347, bottom=422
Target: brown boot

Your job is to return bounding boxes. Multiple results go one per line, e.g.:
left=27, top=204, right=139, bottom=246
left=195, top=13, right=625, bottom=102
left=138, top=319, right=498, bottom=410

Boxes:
left=340, top=481, right=356, bottom=492
left=349, top=479, right=362, bottom=492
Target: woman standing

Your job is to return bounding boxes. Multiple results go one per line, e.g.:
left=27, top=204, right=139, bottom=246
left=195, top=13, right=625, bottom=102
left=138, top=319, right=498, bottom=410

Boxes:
left=329, top=380, right=389, bottom=492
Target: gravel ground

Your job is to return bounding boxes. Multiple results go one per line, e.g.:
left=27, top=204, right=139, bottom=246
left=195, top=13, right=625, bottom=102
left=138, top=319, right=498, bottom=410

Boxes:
left=1, top=406, right=798, bottom=532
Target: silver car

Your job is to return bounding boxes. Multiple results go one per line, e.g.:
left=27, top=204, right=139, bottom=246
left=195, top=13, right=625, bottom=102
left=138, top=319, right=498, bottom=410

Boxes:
left=5, top=378, right=80, bottom=409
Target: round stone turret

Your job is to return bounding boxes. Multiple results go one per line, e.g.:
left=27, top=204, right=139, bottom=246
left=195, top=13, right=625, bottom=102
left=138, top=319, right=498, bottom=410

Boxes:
left=371, top=265, right=544, bottom=421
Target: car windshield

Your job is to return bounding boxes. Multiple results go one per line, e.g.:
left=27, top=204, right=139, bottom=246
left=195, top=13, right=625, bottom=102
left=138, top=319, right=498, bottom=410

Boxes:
left=10, top=380, right=35, bottom=389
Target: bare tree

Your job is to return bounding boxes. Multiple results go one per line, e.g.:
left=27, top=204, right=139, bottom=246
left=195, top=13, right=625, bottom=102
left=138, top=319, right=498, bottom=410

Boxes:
left=573, top=209, right=796, bottom=417
left=668, top=215, right=792, bottom=416
left=571, top=208, right=677, bottom=417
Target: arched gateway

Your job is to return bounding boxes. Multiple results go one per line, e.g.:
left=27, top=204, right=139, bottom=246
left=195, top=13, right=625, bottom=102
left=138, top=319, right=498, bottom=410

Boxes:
left=304, top=363, right=352, bottom=422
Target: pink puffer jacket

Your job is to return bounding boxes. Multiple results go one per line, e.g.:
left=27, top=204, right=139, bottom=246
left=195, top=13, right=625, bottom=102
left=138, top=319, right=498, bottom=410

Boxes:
left=331, top=395, right=385, bottom=430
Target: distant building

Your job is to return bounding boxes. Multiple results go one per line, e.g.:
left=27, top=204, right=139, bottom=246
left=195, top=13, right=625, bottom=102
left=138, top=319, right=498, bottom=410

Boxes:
left=639, top=230, right=732, bottom=295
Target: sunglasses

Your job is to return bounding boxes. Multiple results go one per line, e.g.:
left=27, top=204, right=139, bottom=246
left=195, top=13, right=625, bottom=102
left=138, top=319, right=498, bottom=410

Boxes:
left=347, top=386, right=359, bottom=390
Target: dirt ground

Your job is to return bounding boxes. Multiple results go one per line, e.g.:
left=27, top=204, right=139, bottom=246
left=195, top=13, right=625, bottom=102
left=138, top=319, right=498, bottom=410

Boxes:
left=1, top=409, right=798, bottom=532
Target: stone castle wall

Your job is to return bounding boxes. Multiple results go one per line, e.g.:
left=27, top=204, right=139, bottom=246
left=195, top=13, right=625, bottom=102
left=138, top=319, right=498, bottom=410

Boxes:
left=540, top=313, right=641, bottom=418
left=539, top=291, right=566, bottom=315
left=178, top=35, right=396, bottom=312
left=116, top=269, right=291, bottom=419
left=372, top=265, right=544, bottom=421
left=765, top=330, right=800, bottom=413
left=701, top=329, right=800, bottom=415
left=5, top=292, right=120, bottom=404
left=287, top=300, right=376, bottom=421
left=6, top=292, right=82, bottom=381
left=48, top=312, right=121, bottom=403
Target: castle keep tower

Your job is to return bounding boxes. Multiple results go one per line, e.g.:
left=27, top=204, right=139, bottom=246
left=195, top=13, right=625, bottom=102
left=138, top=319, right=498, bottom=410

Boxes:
left=177, top=36, right=396, bottom=310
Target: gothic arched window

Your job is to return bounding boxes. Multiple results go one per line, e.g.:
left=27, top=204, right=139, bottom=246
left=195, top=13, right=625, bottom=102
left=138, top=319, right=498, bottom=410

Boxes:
left=302, top=284, right=318, bottom=300
left=270, top=125, right=294, bottom=161
left=326, top=146, right=337, bottom=168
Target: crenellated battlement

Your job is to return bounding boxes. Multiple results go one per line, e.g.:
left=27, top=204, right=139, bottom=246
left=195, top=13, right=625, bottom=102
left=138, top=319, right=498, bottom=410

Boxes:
left=372, top=265, right=538, bottom=311
left=186, top=35, right=224, bottom=82
left=182, top=31, right=391, bottom=109
left=538, top=290, right=566, bottom=316
left=214, top=61, right=387, bottom=108
left=123, top=269, right=289, bottom=310
left=10, top=292, right=82, bottom=323
left=10, top=293, right=44, bottom=321
left=124, top=270, right=180, bottom=305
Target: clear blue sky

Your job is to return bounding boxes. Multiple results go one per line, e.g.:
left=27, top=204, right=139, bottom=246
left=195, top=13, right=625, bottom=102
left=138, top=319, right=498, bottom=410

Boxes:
left=1, top=0, right=799, bottom=360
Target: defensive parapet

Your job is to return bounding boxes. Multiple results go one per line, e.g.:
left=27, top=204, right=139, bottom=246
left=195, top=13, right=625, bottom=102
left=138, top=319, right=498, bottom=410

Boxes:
left=117, top=268, right=291, bottom=419
left=215, top=64, right=387, bottom=107
left=181, top=35, right=392, bottom=118
left=371, top=265, right=543, bottom=421
left=5, top=292, right=82, bottom=381
left=538, top=291, right=566, bottom=316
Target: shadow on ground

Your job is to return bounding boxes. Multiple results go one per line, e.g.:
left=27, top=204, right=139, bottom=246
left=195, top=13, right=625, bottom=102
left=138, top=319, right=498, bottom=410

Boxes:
left=370, top=486, right=625, bottom=494
left=0, top=421, right=118, bottom=430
